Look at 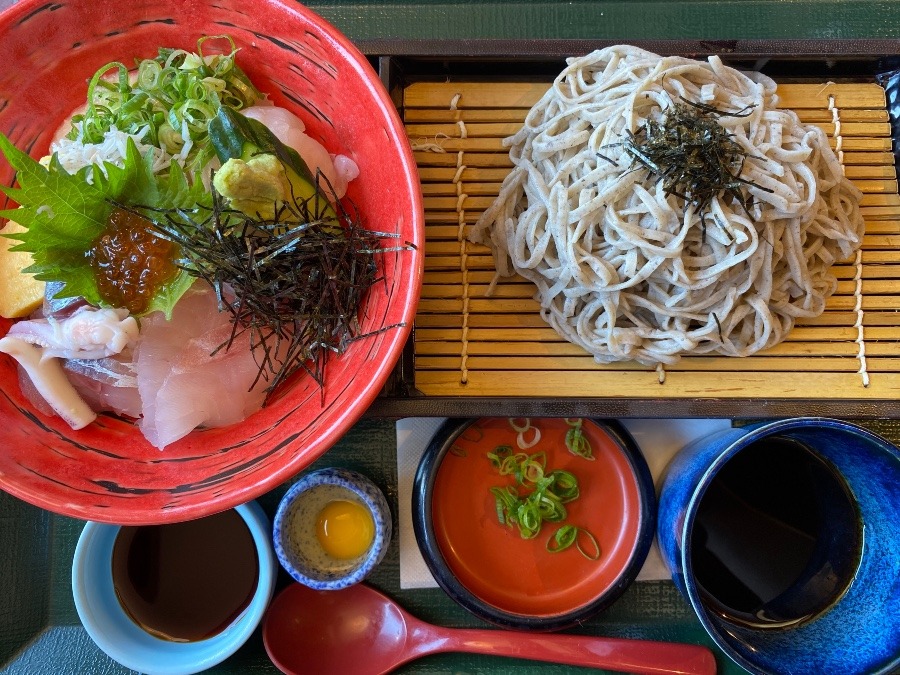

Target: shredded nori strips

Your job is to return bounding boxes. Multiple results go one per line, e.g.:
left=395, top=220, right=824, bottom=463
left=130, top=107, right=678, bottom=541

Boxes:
left=127, top=184, right=411, bottom=403
left=623, top=98, right=772, bottom=226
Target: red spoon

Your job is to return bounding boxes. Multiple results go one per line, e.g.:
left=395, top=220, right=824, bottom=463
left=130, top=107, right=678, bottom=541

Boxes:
left=263, top=583, right=717, bottom=675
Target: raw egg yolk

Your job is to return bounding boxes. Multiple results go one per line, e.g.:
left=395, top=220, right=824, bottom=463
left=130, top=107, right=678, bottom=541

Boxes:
left=315, top=500, right=375, bottom=560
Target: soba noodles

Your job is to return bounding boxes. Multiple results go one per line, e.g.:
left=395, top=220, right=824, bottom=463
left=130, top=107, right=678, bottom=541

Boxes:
left=470, top=45, right=864, bottom=365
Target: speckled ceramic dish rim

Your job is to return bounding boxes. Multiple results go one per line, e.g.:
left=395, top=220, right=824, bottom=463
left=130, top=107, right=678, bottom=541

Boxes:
left=272, top=467, right=392, bottom=590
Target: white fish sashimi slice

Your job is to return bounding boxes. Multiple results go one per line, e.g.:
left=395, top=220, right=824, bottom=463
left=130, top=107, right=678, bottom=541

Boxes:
left=12, top=338, right=141, bottom=422
left=65, top=354, right=142, bottom=419
left=1, top=304, right=138, bottom=428
left=0, top=336, right=97, bottom=429
left=150, top=369, right=251, bottom=443
left=43, top=281, right=87, bottom=318
left=242, top=102, right=306, bottom=135
left=242, top=104, right=356, bottom=199
left=134, top=284, right=267, bottom=450
left=16, top=364, right=55, bottom=417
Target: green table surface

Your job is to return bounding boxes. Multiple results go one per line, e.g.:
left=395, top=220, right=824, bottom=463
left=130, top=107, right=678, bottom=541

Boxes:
left=280, top=0, right=900, bottom=42
left=3, top=0, right=900, bottom=41
left=300, top=0, right=900, bottom=42
left=3, top=418, right=900, bottom=674
left=0, top=418, right=733, bottom=675
left=1, top=0, right=899, bottom=673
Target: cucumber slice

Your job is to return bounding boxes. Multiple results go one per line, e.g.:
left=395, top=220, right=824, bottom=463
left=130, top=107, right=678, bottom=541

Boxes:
left=208, top=107, right=337, bottom=220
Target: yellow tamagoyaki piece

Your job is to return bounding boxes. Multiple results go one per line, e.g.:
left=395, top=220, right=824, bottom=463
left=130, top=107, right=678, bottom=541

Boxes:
left=0, top=219, right=45, bottom=319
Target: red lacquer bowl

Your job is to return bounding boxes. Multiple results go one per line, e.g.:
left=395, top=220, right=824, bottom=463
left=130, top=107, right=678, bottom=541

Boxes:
left=0, top=0, right=423, bottom=524
left=413, top=418, right=656, bottom=631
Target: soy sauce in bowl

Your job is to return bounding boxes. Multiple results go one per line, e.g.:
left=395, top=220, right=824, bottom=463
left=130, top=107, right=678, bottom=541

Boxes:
left=690, top=436, right=862, bottom=629
left=111, top=509, right=260, bottom=642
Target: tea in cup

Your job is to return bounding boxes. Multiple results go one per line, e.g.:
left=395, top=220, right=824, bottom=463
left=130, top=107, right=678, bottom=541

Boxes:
left=73, top=501, right=277, bottom=675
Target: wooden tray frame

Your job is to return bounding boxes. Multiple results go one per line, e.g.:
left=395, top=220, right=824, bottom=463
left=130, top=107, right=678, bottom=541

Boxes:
left=366, top=40, right=900, bottom=418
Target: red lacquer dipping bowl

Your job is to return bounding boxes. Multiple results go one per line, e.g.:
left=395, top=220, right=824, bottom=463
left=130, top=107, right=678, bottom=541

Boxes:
left=412, top=418, right=656, bottom=631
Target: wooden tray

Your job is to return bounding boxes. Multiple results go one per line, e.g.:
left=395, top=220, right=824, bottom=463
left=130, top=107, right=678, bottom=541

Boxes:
left=389, top=77, right=900, bottom=416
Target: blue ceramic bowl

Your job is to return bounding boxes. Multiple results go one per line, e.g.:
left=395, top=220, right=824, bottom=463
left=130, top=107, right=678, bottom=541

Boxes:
left=658, top=417, right=900, bottom=675
left=273, top=468, right=392, bottom=590
left=72, top=501, right=277, bottom=675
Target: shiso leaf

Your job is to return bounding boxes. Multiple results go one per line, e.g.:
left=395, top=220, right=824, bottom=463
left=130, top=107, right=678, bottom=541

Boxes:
left=0, top=131, right=207, bottom=317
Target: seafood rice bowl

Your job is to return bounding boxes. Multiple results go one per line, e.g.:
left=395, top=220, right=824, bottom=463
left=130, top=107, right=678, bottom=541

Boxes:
left=0, top=0, right=423, bottom=524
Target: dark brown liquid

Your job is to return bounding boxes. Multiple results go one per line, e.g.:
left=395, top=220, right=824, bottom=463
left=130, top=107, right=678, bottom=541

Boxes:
left=690, top=437, right=862, bottom=629
left=112, top=509, right=259, bottom=642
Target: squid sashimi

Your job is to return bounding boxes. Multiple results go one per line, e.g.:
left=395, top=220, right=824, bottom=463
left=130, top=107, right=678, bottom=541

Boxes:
left=4, top=306, right=138, bottom=359
left=18, top=354, right=144, bottom=422
left=21, top=283, right=143, bottom=419
left=0, top=336, right=96, bottom=429
left=133, top=284, right=268, bottom=449
left=242, top=105, right=359, bottom=199
left=0, top=306, right=140, bottom=429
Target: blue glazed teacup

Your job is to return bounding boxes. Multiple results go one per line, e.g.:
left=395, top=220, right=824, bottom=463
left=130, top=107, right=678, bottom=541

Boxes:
left=73, top=501, right=277, bottom=675
left=658, top=417, right=900, bottom=675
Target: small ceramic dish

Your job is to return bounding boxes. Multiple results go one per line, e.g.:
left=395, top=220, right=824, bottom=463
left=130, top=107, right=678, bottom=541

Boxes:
left=72, top=501, right=277, bottom=675
left=413, top=417, right=656, bottom=631
left=273, top=467, right=392, bottom=590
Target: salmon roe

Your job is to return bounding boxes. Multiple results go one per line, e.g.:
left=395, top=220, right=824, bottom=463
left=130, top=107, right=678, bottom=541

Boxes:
left=89, top=208, right=178, bottom=314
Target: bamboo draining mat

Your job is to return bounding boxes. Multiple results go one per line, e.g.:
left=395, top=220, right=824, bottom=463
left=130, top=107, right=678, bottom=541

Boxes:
left=405, top=80, right=900, bottom=400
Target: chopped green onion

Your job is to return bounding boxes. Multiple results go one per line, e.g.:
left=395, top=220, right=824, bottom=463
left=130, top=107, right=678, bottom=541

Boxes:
left=516, top=501, right=542, bottom=538
left=547, top=524, right=578, bottom=553
left=509, top=417, right=531, bottom=432
left=548, top=470, right=580, bottom=502
left=537, top=493, right=566, bottom=521
left=518, top=425, right=542, bottom=449
left=486, top=449, right=577, bottom=541
left=489, top=486, right=516, bottom=525
left=575, top=528, right=602, bottom=560
left=485, top=426, right=601, bottom=561
left=486, top=445, right=513, bottom=469
left=460, top=425, right=484, bottom=443
left=565, top=418, right=595, bottom=460
left=521, top=456, right=545, bottom=484
left=498, top=454, right=516, bottom=475
left=449, top=444, right=467, bottom=457
left=506, top=418, right=543, bottom=449
left=68, top=35, right=263, bottom=178
left=499, top=453, right=524, bottom=476
left=547, top=525, right=601, bottom=560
